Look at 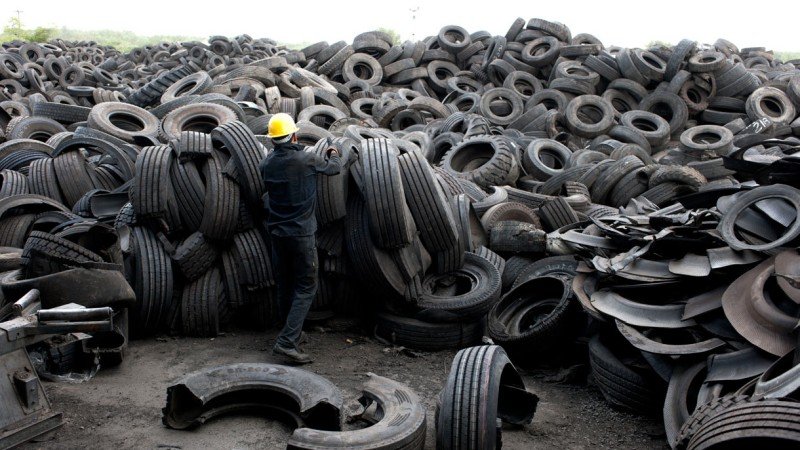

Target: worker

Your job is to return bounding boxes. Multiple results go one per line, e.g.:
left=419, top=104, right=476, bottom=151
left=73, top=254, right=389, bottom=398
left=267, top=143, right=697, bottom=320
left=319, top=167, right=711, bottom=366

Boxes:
left=259, top=113, right=342, bottom=364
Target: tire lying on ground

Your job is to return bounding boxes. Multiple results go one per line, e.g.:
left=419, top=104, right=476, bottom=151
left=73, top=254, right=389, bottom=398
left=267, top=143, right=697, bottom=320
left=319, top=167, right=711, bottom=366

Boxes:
left=488, top=275, right=576, bottom=360
left=436, top=345, right=539, bottom=449
left=288, top=373, right=427, bottom=450
left=374, top=311, right=483, bottom=351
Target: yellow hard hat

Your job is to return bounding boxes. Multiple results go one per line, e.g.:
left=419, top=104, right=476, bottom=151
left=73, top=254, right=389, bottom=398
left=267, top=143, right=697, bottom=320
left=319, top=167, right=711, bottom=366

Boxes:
left=267, top=113, right=299, bottom=138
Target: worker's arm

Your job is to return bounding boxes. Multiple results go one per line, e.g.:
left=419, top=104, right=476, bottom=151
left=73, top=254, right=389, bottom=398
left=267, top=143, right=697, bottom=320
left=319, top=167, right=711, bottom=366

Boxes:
left=308, top=148, right=342, bottom=175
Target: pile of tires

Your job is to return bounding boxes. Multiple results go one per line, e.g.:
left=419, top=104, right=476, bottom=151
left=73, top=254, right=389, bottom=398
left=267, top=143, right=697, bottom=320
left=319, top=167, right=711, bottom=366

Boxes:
left=0, top=16, right=799, bottom=449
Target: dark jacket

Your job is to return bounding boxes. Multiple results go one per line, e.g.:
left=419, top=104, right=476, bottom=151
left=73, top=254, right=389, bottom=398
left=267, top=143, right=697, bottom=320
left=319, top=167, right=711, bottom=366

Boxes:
left=259, top=142, right=342, bottom=237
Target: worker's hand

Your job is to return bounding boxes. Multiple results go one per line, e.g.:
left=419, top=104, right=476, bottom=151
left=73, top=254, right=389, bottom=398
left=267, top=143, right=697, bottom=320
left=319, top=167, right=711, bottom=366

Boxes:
left=326, top=147, right=339, bottom=157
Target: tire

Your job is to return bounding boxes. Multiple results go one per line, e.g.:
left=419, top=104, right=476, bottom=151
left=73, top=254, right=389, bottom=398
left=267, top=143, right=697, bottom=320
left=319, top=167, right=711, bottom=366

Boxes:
left=590, top=156, right=645, bottom=204
left=7, top=116, right=66, bottom=142
left=361, top=138, right=415, bottom=249
left=161, top=103, right=238, bottom=141
left=199, top=154, right=239, bottom=240
left=173, top=232, right=218, bottom=281
left=181, top=267, right=223, bottom=337
left=588, top=333, right=664, bottom=414
left=374, top=312, right=483, bottom=351
left=130, top=145, right=181, bottom=230
left=126, top=226, right=174, bottom=336
left=288, top=374, right=426, bottom=450
left=87, top=102, right=160, bottom=143
left=640, top=182, right=695, bottom=207
left=564, top=95, right=615, bottom=138
left=745, top=86, right=797, bottom=126
left=488, top=276, right=576, bottom=360
left=480, top=202, right=540, bottom=231
left=479, top=88, right=524, bottom=126
left=523, top=139, right=572, bottom=181
left=31, top=102, right=91, bottom=124
left=473, top=245, right=506, bottom=275
left=21, top=230, right=105, bottom=278
left=0, top=213, right=35, bottom=248
left=232, top=228, right=274, bottom=289
left=170, top=159, right=206, bottom=232
left=441, top=135, right=519, bottom=188
left=52, top=149, right=97, bottom=207
left=489, top=221, right=546, bottom=254
left=537, top=197, right=579, bottom=231
left=608, top=167, right=650, bottom=207
left=161, top=71, right=212, bottom=103
left=639, top=92, right=689, bottom=136
left=648, top=165, right=707, bottom=188
left=436, top=345, right=538, bottom=449
left=0, top=169, right=29, bottom=198
left=398, top=149, right=458, bottom=253
left=619, top=110, right=670, bottom=148
left=417, top=252, right=502, bottom=319
left=210, top=121, right=266, bottom=206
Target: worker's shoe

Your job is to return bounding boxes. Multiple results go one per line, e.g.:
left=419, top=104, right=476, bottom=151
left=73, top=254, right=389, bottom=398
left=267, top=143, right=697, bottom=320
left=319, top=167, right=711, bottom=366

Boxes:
left=299, top=331, right=308, bottom=345
left=273, top=344, right=313, bottom=365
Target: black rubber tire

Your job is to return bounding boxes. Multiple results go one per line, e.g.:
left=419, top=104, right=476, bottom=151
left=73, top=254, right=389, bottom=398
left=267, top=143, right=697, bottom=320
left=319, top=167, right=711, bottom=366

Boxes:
left=441, top=135, right=519, bottom=188
left=7, top=116, right=67, bottom=142
left=522, top=139, right=571, bottom=181
left=210, top=121, right=266, bottom=207
left=0, top=213, right=35, bottom=248
left=648, top=165, right=707, bottom=189
left=169, top=159, right=206, bottom=232
left=126, top=226, right=174, bottom=336
left=480, top=202, right=540, bottom=231
left=479, top=87, right=524, bottom=126
left=361, top=138, right=415, bottom=249
left=590, top=156, right=645, bottom=204
left=313, top=137, right=354, bottom=226
left=0, top=169, right=29, bottom=198
left=374, top=312, right=483, bottom=351
left=31, top=102, right=91, bottom=124
left=537, top=197, right=579, bottom=231
left=639, top=92, right=689, bottom=136
left=130, top=145, right=181, bottom=230
left=588, top=334, right=663, bottom=414
left=640, top=182, right=695, bottom=207
left=52, top=149, right=97, bottom=208
left=199, top=153, right=239, bottom=240
left=181, top=267, right=223, bottom=337
left=608, top=167, right=650, bottom=207
left=161, top=103, right=238, bottom=141
left=417, top=252, right=502, bottom=319
left=619, top=110, right=670, bottom=148
left=398, top=149, right=458, bottom=253
left=173, top=231, right=218, bottom=281
left=87, top=102, right=159, bottom=143
left=232, top=228, right=274, bottom=289
left=161, top=71, right=212, bottom=103
left=489, top=221, right=546, bottom=254
left=488, top=276, right=576, bottom=360
left=564, top=95, right=615, bottom=138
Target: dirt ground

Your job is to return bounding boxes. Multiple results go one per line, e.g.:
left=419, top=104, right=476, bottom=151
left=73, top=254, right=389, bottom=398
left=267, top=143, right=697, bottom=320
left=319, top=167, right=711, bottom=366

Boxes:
left=20, top=324, right=668, bottom=449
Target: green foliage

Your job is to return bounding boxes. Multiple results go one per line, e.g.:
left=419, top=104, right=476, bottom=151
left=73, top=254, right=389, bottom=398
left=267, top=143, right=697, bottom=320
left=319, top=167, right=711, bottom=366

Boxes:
left=0, top=17, right=55, bottom=43
left=646, top=40, right=672, bottom=48
left=775, top=52, right=800, bottom=62
left=50, top=27, right=202, bottom=52
left=377, top=28, right=401, bottom=45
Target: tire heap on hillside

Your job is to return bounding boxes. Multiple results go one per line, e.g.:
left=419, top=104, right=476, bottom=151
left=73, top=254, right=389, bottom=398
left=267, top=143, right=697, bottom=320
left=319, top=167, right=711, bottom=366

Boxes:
left=0, top=18, right=800, bottom=448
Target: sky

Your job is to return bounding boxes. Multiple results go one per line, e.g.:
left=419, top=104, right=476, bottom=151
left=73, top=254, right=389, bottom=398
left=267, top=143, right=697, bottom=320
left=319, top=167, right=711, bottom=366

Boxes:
left=2, top=0, right=798, bottom=51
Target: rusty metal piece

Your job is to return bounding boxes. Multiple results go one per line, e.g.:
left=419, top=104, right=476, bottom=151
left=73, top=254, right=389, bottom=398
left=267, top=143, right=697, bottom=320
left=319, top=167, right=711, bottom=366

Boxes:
left=288, top=373, right=426, bottom=449
left=722, top=256, right=800, bottom=356
left=162, top=363, right=343, bottom=431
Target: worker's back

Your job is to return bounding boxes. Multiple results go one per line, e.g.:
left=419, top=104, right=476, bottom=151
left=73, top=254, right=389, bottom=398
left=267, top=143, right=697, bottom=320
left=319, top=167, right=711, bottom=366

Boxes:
left=260, top=142, right=318, bottom=237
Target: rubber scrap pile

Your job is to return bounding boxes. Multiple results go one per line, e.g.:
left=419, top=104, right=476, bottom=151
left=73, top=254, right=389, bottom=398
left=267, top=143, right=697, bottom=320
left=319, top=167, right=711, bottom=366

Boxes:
left=0, top=15, right=798, bottom=448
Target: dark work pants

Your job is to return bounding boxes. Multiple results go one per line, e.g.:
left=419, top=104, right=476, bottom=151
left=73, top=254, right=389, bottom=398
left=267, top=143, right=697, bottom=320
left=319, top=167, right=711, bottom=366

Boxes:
left=272, top=234, right=318, bottom=350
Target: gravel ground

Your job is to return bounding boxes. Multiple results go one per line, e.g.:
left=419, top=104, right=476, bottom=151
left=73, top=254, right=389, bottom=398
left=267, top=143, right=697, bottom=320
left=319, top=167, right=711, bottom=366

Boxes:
left=20, top=326, right=668, bottom=449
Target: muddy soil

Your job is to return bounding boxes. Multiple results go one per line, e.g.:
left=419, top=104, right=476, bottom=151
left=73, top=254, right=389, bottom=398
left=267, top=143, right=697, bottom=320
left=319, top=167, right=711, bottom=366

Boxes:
left=20, top=326, right=667, bottom=449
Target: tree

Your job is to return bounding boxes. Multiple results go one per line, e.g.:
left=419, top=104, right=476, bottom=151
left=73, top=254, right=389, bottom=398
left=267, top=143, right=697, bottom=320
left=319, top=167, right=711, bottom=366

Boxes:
left=1, top=16, right=54, bottom=43
left=377, top=27, right=401, bottom=45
